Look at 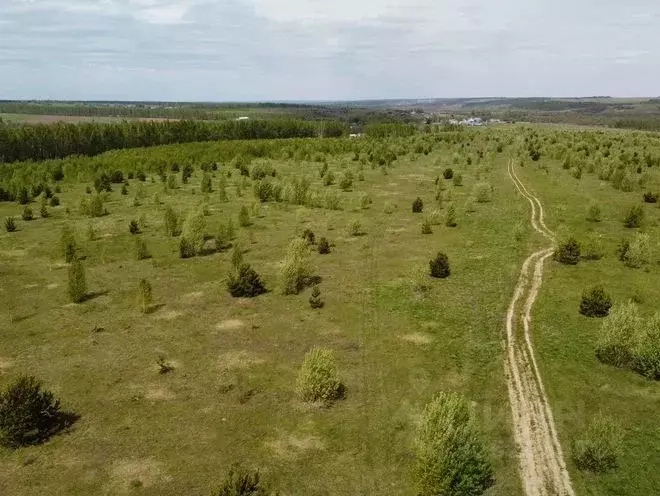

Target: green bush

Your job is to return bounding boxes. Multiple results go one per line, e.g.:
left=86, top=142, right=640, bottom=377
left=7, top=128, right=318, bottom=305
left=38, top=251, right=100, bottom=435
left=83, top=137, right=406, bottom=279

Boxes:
left=414, top=392, right=494, bottom=496
left=4, top=217, right=16, bottom=232
left=231, top=243, right=244, bottom=269
left=213, top=466, right=270, bottom=496
left=134, top=238, right=150, bottom=261
left=279, top=238, right=312, bottom=295
left=348, top=219, right=363, bottom=237
left=622, top=233, right=650, bottom=268
left=68, top=256, right=87, bottom=303
left=623, top=205, right=644, bottom=228
left=445, top=205, right=457, bottom=227
left=586, top=203, right=601, bottom=222
left=360, top=193, right=372, bottom=209
left=318, top=237, right=331, bottom=254
left=430, top=252, right=450, bottom=278
left=80, top=194, right=105, bottom=217
left=49, top=196, right=60, bottom=207
left=323, top=170, right=335, bottom=186
left=21, top=206, right=33, bottom=221
left=40, top=204, right=49, bottom=218
left=473, top=183, right=493, bottom=203
left=302, top=229, right=315, bottom=246
left=164, top=205, right=179, bottom=236
left=180, top=210, right=206, bottom=256
left=596, top=302, right=640, bottom=369
left=452, top=173, right=463, bottom=186
left=555, top=237, right=581, bottom=265
left=137, top=278, right=153, bottom=313
left=179, top=237, right=196, bottom=259
left=421, top=219, right=432, bottom=234
left=128, top=220, right=140, bottom=234
left=643, top=191, right=658, bottom=203
left=412, top=197, right=424, bottom=213
left=573, top=416, right=623, bottom=473
left=296, top=347, right=344, bottom=403
left=309, top=286, right=324, bottom=309
left=631, top=313, right=660, bottom=380
left=216, top=221, right=234, bottom=251
left=443, top=168, right=454, bottom=180
left=0, top=376, right=65, bottom=448
left=580, top=286, right=612, bottom=317
left=238, top=206, right=251, bottom=227
left=61, top=225, right=77, bottom=262
left=200, top=173, right=213, bottom=193
left=227, top=263, right=266, bottom=298
left=339, top=170, right=353, bottom=191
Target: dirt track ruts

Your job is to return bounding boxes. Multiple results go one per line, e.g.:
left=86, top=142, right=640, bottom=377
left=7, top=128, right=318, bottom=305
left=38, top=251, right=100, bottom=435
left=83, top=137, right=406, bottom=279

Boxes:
left=505, top=161, right=575, bottom=496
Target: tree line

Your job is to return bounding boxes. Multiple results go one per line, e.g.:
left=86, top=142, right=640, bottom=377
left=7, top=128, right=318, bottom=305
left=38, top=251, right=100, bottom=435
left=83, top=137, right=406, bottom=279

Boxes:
left=0, top=118, right=347, bottom=164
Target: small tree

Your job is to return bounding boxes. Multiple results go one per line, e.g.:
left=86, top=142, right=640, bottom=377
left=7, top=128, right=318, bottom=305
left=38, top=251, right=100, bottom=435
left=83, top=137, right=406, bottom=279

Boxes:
left=430, top=252, right=450, bottom=278
left=68, top=256, right=87, bottom=303
left=180, top=210, right=206, bottom=256
left=164, top=205, right=179, bottom=237
left=445, top=205, right=457, bottom=227
left=227, top=263, right=266, bottom=297
left=421, top=219, right=433, bottom=234
left=49, top=196, right=60, bottom=207
left=623, top=205, right=644, bottom=228
left=4, top=217, right=16, bottom=232
left=443, top=168, right=454, bottom=180
left=231, top=243, right=244, bottom=269
left=302, top=229, right=315, bottom=246
left=348, top=219, right=362, bottom=237
left=238, top=206, right=251, bottom=227
left=473, top=183, right=493, bottom=203
left=573, top=416, right=623, bottom=473
left=201, top=173, right=213, bottom=193
left=580, top=286, right=612, bottom=317
left=128, top=220, right=140, bottom=234
left=0, top=376, right=63, bottom=448
left=414, top=392, right=494, bottom=496
left=452, top=173, right=463, bottom=186
left=339, top=170, right=353, bottom=191
left=40, top=204, right=49, bottom=218
left=595, top=302, right=640, bottom=369
left=622, top=233, right=650, bottom=268
left=137, top=279, right=153, bottom=313
left=214, top=466, right=270, bottom=496
left=643, top=192, right=658, bottom=203
left=296, top=347, right=343, bottom=403
left=555, top=237, right=581, bottom=265
left=318, top=237, right=331, bottom=254
left=412, top=197, right=424, bottom=213
left=61, top=225, right=77, bottom=262
left=279, top=238, right=312, bottom=295
left=21, top=206, right=33, bottom=221
left=309, top=286, right=324, bottom=309
left=134, top=238, right=150, bottom=260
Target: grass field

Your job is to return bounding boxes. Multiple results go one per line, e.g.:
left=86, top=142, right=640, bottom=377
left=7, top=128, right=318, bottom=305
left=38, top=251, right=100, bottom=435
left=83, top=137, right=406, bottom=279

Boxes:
left=0, top=126, right=658, bottom=495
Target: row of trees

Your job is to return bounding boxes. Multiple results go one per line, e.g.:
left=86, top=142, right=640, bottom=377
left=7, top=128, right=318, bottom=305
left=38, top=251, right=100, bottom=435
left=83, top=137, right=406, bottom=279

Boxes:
left=0, top=118, right=347, bottom=164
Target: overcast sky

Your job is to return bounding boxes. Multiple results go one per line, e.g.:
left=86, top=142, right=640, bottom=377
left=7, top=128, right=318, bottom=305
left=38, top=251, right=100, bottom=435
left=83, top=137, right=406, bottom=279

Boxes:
left=1, top=0, right=659, bottom=101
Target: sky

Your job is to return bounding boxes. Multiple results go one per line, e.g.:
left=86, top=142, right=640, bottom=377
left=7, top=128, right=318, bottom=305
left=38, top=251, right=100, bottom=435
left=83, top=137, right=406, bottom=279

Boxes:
left=1, top=0, right=659, bottom=101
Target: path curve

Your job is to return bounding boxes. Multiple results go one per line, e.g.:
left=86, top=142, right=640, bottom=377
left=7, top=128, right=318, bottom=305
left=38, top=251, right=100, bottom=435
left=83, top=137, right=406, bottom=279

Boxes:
left=505, top=161, right=575, bottom=496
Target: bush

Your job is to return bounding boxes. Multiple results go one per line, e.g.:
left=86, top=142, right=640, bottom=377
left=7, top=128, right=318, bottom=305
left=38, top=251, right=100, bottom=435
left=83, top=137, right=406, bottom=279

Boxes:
left=452, top=173, right=463, bottom=186
left=445, top=205, right=457, bottom=227
left=134, top=238, right=150, bottom=260
left=339, top=170, right=353, bottom=191
left=137, top=279, right=153, bottom=313
left=430, top=252, right=450, bottom=278
left=443, top=168, right=454, bottom=180
left=309, top=286, right=324, bottom=309
left=180, top=210, right=206, bottom=256
left=40, top=204, right=49, bottom=218
left=348, top=219, right=362, bottom=236
left=360, top=193, right=372, bottom=209
left=323, top=170, right=335, bottom=186
left=231, top=243, right=244, bottom=269
left=383, top=201, right=396, bottom=214
left=61, top=225, right=77, bottom=262
left=296, top=347, right=343, bottom=403
left=121, top=184, right=128, bottom=195
left=622, top=233, right=650, bottom=268
left=216, top=221, right=234, bottom=251
left=473, top=183, right=493, bottom=203
left=302, top=229, right=315, bottom=246
left=318, top=237, right=331, bottom=254
left=555, top=237, right=581, bottom=265
left=68, top=256, right=87, bottom=303
left=573, top=416, right=623, bottom=473
left=0, top=376, right=65, bottom=448
left=581, top=238, right=604, bottom=260
left=238, top=206, right=251, bottom=227
left=279, top=238, right=312, bottom=295
left=412, top=197, right=424, bottom=213
left=586, top=203, right=601, bottom=222
left=4, top=217, right=16, bottom=232
left=623, top=205, right=644, bottom=228
left=227, top=263, right=266, bottom=298
left=21, top=206, right=33, bottom=221
left=631, top=313, right=660, bottom=380
left=421, top=219, right=432, bottom=234
left=200, top=173, right=213, bottom=193
left=213, top=466, right=270, bottom=496
left=128, top=220, right=140, bottom=234
left=643, top=191, right=658, bottom=203
left=80, top=194, right=105, bottom=217
left=49, top=196, right=60, bottom=207
left=414, top=392, right=494, bottom=496
left=163, top=205, right=179, bottom=237
left=596, top=302, right=640, bottom=369
left=580, top=286, right=612, bottom=317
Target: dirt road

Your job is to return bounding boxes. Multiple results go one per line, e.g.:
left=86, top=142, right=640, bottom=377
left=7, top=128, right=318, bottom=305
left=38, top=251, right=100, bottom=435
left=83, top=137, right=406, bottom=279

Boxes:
left=505, top=161, right=575, bottom=496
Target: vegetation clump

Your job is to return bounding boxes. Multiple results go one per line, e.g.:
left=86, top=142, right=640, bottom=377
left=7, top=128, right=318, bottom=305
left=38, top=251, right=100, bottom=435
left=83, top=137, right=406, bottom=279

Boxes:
left=134, top=238, right=150, bottom=260
left=619, top=233, right=650, bottom=268
left=555, top=237, right=581, bottom=265
left=213, top=466, right=270, bottom=496
left=412, top=197, right=424, bottom=213
left=21, top=206, right=33, bottom=221
left=421, top=219, right=433, bottom=234
left=623, top=205, right=644, bottom=228
left=580, top=286, right=612, bottom=317
left=296, top=347, right=344, bottom=403
left=445, top=204, right=457, bottom=227
left=309, top=286, right=324, bottom=309
left=279, top=238, right=312, bottom=295
left=643, top=191, right=658, bottom=203
left=238, top=205, right=251, bottom=227
left=573, top=416, right=623, bottom=473
left=473, top=183, right=493, bottom=203
left=430, top=252, right=450, bottom=278
left=443, top=168, right=454, bottom=180
left=586, top=203, right=601, bottom=222
left=179, top=210, right=206, bottom=257
left=317, top=237, right=331, bottom=254
left=4, top=217, right=16, bottom=232
left=413, top=392, right=494, bottom=496
left=227, top=263, right=266, bottom=298
left=68, top=256, right=87, bottom=303
left=128, top=220, right=140, bottom=234
left=137, top=278, right=153, bottom=313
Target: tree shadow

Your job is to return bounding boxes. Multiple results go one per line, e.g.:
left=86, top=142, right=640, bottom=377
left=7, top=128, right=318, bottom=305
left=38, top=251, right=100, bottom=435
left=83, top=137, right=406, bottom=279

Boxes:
left=81, top=289, right=109, bottom=302
left=145, top=303, right=166, bottom=314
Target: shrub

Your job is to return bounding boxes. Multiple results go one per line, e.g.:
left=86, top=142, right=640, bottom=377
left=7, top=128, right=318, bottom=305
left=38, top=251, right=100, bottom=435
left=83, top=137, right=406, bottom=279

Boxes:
left=136, top=170, right=146, bottom=182
left=580, top=286, right=612, bottom=317
left=227, top=263, right=266, bottom=297
left=430, top=252, right=450, bottom=278
left=163, top=205, right=179, bottom=237
left=581, top=238, right=604, bottom=260
left=68, top=256, right=87, bottom=303
left=49, top=196, right=60, bottom=207
left=623, top=233, right=650, bottom=268
left=421, top=219, right=433, bottom=234
left=216, top=221, right=234, bottom=251
left=595, top=302, right=640, bottom=369
left=445, top=205, right=457, bottom=227
left=443, top=168, right=454, bottom=180
left=623, top=205, right=644, bottom=228
left=383, top=201, right=396, bottom=214
left=238, top=206, right=251, bottom=227
left=339, top=170, right=353, bottom=191
left=0, top=376, right=65, bottom=448
left=323, top=170, right=335, bottom=186
left=128, top=220, right=140, bottom=234
left=318, top=237, right=331, bottom=254
left=412, top=197, right=424, bottom=213
left=134, top=238, right=150, bottom=260
left=555, top=237, right=581, bottom=265
left=61, top=225, right=77, bottom=262
left=319, top=162, right=328, bottom=178
left=179, top=237, right=195, bottom=259
left=643, top=191, right=658, bottom=203
left=4, top=217, right=16, bottom=232
left=180, top=210, right=206, bottom=256
left=452, top=173, right=463, bottom=186
left=21, top=206, right=33, bottom=221
left=295, top=347, right=343, bottom=403
left=348, top=219, right=362, bottom=236
left=137, top=279, right=153, bottom=313
left=573, top=416, right=623, bottom=473
left=302, top=229, right=315, bottom=246
left=80, top=194, right=105, bottom=217
left=121, top=184, right=128, bottom=195
left=200, top=173, right=213, bottom=193
left=414, top=392, right=494, bottom=496
left=156, top=356, right=174, bottom=375
left=309, top=286, right=324, bottom=309
left=213, top=466, right=270, bottom=496
left=279, top=238, right=312, bottom=295
left=631, top=313, right=660, bottom=380
left=39, top=204, right=49, bottom=218
left=231, top=243, right=244, bottom=269
left=473, top=183, right=493, bottom=203
left=360, top=193, right=372, bottom=209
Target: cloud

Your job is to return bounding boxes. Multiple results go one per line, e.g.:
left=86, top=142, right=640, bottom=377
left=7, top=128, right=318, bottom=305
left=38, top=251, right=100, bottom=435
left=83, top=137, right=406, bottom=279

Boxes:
left=1, top=0, right=659, bottom=100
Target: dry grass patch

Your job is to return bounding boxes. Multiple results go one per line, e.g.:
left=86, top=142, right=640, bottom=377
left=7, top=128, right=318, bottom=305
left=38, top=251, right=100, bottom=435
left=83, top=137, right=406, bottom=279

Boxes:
left=109, top=458, right=169, bottom=493
left=218, top=350, right=265, bottom=370
left=400, top=332, right=434, bottom=345
left=266, top=433, right=325, bottom=460
left=215, top=319, right=246, bottom=331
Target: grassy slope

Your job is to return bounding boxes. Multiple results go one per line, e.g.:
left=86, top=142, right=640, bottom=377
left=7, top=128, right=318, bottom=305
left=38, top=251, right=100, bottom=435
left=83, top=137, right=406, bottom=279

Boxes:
left=517, top=161, right=660, bottom=495
left=0, top=145, right=527, bottom=494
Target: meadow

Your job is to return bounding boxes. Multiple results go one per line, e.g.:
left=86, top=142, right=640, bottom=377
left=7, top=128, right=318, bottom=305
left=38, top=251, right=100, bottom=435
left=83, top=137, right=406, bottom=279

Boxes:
left=0, top=125, right=658, bottom=495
